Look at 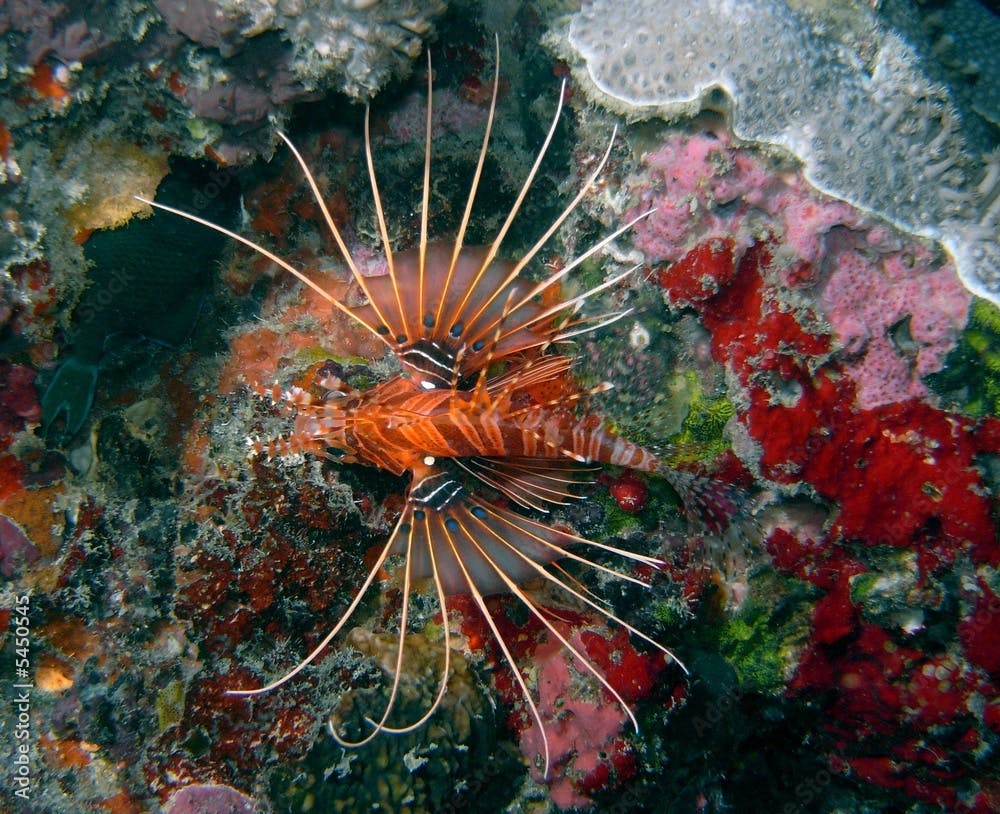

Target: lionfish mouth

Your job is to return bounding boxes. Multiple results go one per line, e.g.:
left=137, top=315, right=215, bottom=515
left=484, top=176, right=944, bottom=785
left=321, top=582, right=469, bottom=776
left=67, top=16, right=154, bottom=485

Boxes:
left=139, top=39, right=686, bottom=779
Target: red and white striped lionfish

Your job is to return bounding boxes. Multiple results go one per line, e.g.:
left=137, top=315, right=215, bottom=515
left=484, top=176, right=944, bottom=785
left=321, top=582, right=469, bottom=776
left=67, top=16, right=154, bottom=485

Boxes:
left=142, top=47, right=738, bottom=776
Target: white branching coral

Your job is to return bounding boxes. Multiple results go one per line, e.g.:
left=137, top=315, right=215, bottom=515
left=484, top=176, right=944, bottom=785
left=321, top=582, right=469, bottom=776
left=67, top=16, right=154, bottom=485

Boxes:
left=558, top=0, right=1000, bottom=306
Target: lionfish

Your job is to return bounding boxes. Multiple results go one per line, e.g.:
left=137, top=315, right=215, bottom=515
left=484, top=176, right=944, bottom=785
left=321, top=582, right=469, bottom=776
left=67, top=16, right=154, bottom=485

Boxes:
left=142, top=47, right=734, bottom=777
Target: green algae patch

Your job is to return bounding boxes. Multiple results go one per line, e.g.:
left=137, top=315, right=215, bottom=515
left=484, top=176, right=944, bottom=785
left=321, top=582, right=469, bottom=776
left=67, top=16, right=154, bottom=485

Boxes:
left=652, top=596, right=694, bottom=630
left=609, top=367, right=734, bottom=466
left=615, top=370, right=696, bottom=448
left=591, top=468, right=682, bottom=537
left=156, top=680, right=187, bottom=732
left=667, top=386, right=735, bottom=466
left=929, top=298, right=1000, bottom=418
left=704, top=570, right=816, bottom=694
left=717, top=609, right=786, bottom=693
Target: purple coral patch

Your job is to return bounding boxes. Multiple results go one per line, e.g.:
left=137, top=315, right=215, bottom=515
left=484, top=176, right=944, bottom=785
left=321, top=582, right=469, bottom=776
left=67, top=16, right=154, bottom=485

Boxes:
left=0, top=515, right=39, bottom=578
left=165, top=783, right=259, bottom=814
left=154, top=0, right=248, bottom=55
left=819, top=243, right=970, bottom=409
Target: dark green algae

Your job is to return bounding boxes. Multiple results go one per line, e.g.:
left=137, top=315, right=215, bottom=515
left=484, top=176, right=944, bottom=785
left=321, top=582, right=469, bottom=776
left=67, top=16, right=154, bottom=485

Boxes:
left=929, top=298, right=1000, bottom=419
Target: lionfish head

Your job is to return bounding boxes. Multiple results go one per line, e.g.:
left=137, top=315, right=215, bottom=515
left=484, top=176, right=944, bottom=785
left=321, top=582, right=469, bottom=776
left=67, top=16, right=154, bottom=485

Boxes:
left=291, top=403, right=351, bottom=458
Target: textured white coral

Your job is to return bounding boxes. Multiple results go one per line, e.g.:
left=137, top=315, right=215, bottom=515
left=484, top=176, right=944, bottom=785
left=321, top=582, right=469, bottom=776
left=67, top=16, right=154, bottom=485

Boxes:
left=225, top=0, right=446, bottom=100
left=564, top=0, right=999, bottom=306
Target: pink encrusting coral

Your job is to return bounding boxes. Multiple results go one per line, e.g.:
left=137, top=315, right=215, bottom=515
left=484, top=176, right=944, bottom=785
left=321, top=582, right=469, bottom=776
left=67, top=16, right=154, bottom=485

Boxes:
left=164, top=783, right=258, bottom=814
left=630, top=135, right=764, bottom=264
left=819, top=245, right=971, bottom=409
left=629, top=131, right=971, bottom=411
left=452, top=594, right=673, bottom=809
left=517, top=632, right=640, bottom=809
left=630, top=132, right=867, bottom=266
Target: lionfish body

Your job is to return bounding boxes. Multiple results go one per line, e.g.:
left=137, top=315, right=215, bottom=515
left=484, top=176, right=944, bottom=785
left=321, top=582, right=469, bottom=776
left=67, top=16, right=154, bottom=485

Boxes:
left=291, top=364, right=658, bottom=476
left=142, top=46, right=726, bottom=777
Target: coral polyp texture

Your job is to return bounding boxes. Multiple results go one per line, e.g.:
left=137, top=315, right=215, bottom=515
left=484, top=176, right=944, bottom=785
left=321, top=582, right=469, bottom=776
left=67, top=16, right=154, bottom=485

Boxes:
left=559, top=0, right=1000, bottom=307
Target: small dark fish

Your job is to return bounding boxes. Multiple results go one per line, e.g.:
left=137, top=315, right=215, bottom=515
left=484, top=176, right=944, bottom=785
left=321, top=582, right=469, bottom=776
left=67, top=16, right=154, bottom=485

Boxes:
left=42, top=157, right=241, bottom=438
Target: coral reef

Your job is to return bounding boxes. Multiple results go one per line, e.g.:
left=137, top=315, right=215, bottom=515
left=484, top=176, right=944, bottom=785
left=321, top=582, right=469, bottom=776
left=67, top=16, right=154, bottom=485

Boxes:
left=630, top=129, right=972, bottom=414
left=156, top=0, right=448, bottom=144
left=631, top=127, right=1000, bottom=807
left=0, top=0, right=446, bottom=376
left=555, top=0, right=1000, bottom=307
left=0, top=4, right=997, bottom=813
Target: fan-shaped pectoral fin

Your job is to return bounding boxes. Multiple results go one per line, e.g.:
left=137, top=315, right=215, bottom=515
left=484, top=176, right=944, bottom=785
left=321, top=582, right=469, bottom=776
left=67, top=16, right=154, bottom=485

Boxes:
left=454, top=455, right=596, bottom=512
left=329, top=469, right=460, bottom=741
left=394, top=466, right=609, bottom=777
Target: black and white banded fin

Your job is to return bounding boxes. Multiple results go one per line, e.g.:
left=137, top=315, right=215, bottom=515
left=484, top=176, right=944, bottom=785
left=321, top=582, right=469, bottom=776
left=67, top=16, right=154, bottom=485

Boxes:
left=454, top=456, right=594, bottom=513
left=383, top=475, right=684, bottom=777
